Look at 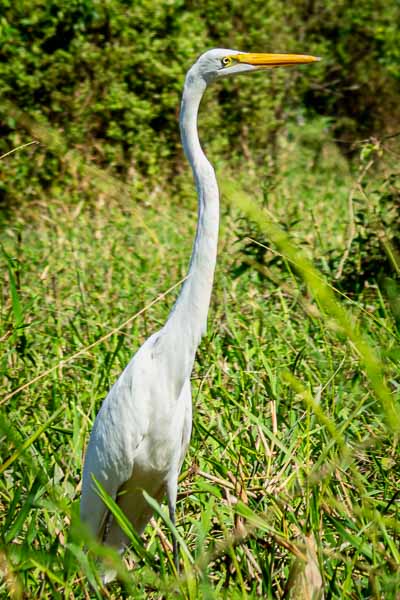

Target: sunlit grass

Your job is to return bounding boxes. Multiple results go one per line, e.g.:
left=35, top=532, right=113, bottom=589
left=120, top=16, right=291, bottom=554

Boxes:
left=1, top=128, right=399, bottom=598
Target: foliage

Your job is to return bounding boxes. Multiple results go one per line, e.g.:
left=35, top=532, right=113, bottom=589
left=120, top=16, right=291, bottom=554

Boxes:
left=0, top=0, right=400, bottom=208
left=1, top=134, right=400, bottom=596
left=234, top=122, right=400, bottom=318
left=331, top=143, right=400, bottom=296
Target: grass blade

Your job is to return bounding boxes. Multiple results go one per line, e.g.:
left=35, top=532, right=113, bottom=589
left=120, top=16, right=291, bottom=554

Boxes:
left=0, top=406, right=64, bottom=476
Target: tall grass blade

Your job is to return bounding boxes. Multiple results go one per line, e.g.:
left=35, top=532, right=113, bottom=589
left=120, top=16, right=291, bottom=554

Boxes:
left=91, top=476, right=155, bottom=565
left=142, top=490, right=194, bottom=565
left=0, top=406, right=64, bottom=475
left=1, top=245, right=24, bottom=330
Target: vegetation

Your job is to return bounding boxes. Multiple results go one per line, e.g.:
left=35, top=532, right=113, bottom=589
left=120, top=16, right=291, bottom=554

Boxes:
left=1, top=0, right=400, bottom=207
left=1, top=1, right=400, bottom=598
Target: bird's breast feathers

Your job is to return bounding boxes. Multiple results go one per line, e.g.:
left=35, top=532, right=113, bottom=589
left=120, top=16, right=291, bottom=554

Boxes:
left=88, top=333, right=190, bottom=482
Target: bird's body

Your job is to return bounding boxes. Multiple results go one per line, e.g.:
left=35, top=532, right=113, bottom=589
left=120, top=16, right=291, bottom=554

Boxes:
left=80, top=332, right=192, bottom=550
left=80, top=48, right=319, bottom=577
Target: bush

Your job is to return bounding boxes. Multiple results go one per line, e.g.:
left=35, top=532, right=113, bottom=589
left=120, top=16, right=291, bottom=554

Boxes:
left=0, top=0, right=399, bottom=208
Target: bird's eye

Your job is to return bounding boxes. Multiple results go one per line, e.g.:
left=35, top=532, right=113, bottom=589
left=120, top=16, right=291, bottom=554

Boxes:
left=221, top=56, right=233, bottom=68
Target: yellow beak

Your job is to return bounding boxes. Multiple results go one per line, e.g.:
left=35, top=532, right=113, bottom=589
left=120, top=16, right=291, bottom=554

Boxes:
left=234, top=53, right=320, bottom=67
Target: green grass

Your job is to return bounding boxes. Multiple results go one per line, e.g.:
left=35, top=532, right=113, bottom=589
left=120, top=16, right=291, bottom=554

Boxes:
left=1, top=129, right=399, bottom=598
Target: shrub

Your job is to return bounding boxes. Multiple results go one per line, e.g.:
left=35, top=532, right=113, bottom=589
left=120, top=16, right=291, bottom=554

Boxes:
left=0, top=0, right=399, bottom=209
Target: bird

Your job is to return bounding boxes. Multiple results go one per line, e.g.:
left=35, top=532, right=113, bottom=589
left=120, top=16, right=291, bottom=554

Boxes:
left=80, top=48, right=319, bottom=581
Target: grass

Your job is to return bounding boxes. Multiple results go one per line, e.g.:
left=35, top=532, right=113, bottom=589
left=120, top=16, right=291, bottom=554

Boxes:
left=1, top=124, right=400, bottom=598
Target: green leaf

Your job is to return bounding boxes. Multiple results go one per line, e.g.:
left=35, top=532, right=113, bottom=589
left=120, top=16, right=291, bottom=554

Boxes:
left=1, top=244, right=24, bottom=330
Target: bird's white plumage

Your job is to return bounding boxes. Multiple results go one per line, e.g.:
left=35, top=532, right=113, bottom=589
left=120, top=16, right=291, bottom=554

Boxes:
left=80, top=330, right=193, bottom=545
left=80, top=52, right=228, bottom=561
left=80, top=47, right=318, bottom=580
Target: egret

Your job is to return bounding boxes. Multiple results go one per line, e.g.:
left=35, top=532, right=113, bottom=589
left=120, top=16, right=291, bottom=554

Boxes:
left=80, top=48, right=319, bottom=580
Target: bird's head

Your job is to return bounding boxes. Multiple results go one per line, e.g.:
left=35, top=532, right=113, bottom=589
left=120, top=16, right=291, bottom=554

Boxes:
left=189, top=48, right=320, bottom=85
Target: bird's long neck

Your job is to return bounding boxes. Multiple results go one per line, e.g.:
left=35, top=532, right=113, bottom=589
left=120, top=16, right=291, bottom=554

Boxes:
left=163, top=75, right=219, bottom=379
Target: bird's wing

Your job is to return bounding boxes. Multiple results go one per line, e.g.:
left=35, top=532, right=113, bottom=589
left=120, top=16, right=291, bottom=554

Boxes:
left=80, top=341, right=153, bottom=539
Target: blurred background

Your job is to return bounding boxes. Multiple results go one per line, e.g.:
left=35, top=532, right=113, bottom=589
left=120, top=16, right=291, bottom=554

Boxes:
left=1, top=0, right=399, bottom=196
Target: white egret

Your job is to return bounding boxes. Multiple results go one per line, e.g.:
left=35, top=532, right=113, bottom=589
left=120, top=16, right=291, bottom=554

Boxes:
left=80, top=48, right=319, bottom=580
